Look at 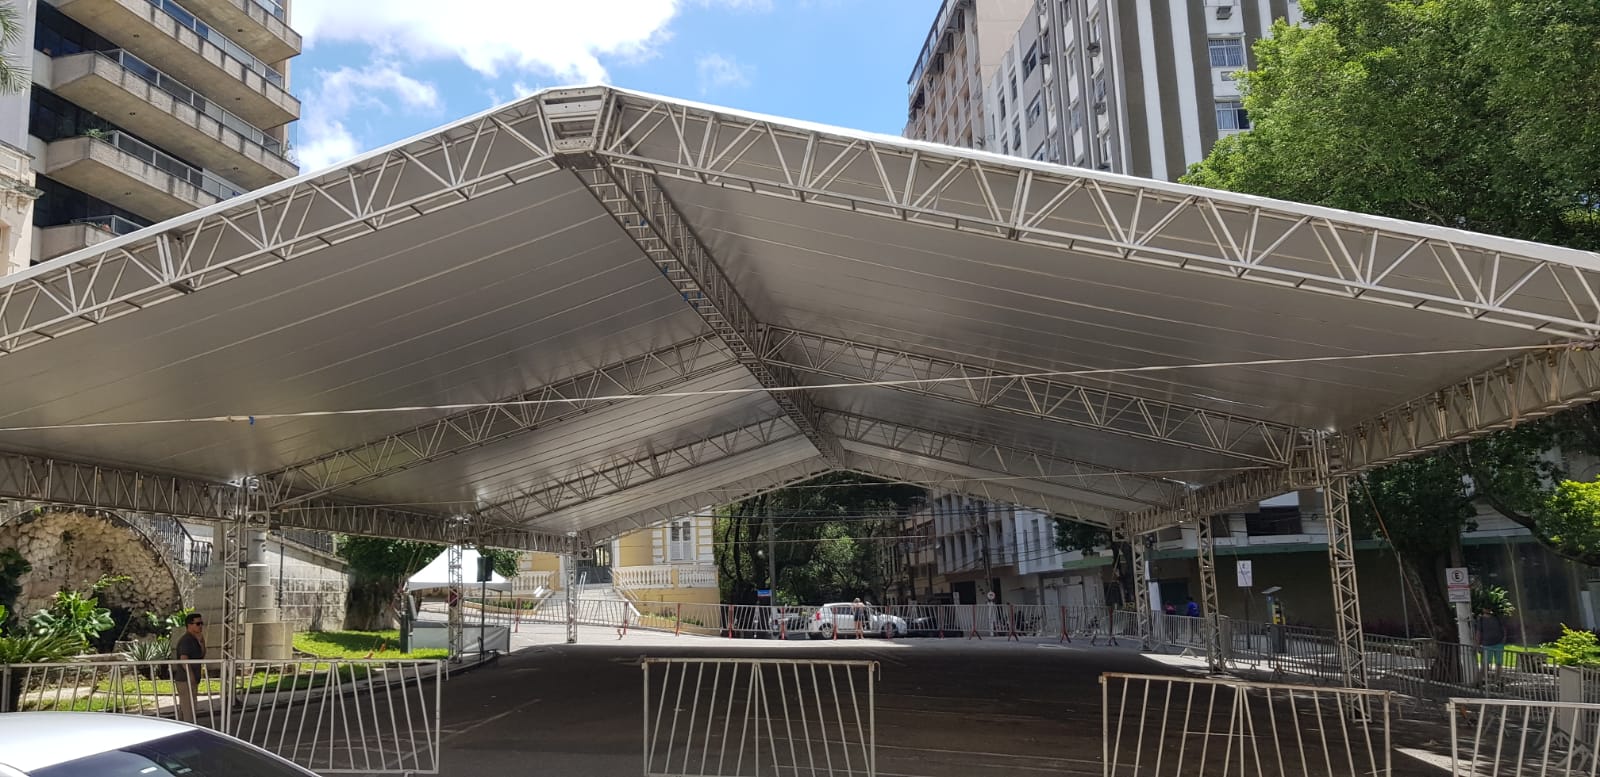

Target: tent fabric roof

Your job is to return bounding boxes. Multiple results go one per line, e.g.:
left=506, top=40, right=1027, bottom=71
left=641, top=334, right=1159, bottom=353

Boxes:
left=408, top=547, right=511, bottom=592
left=1, top=85, right=1598, bottom=550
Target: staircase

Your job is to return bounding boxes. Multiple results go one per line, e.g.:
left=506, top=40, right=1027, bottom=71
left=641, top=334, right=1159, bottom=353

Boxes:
left=530, top=572, right=637, bottom=627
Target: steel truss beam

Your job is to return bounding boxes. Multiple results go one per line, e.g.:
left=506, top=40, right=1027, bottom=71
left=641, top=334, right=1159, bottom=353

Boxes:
left=260, top=335, right=738, bottom=506
left=843, top=452, right=1119, bottom=527
left=471, top=417, right=804, bottom=526
left=0, top=104, right=561, bottom=356
left=592, top=89, right=1600, bottom=338
left=568, top=159, right=846, bottom=466
left=829, top=412, right=1185, bottom=508
left=764, top=327, right=1304, bottom=465
left=0, top=448, right=574, bottom=552
left=1320, top=447, right=1368, bottom=688
left=1340, top=343, right=1600, bottom=472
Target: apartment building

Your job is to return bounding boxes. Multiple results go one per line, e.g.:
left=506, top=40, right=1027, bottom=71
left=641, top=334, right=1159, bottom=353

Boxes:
left=0, top=0, right=302, bottom=274
left=905, top=0, right=1032, bottom=147
left=912, top=0, right=1304, bottom=181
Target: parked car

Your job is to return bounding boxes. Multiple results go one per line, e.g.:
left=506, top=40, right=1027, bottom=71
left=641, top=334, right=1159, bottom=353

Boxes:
left=0, top=712, right=321, bottom=777
left=807, top=602, right=907, bottom=638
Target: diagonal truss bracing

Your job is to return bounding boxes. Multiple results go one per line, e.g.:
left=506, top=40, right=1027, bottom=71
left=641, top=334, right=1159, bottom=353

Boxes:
left=828, top=412, right=1185, bottom=508
left=471, top=416, right=803, bottom=526
left=0, top=104, right=561, bottom=356
left=765, top=328, right=1304, bottom=465
left=0, top=448, right=579, bottom=551
left=843, top=452, right=1123, bottom=527
left=259, top=335, right=738, bottom=505
left=1340, top=343, right=1600, bottom=472
left=593, top=89, right=1600, bottom=339
left=568, top=159, right=846, bottom=466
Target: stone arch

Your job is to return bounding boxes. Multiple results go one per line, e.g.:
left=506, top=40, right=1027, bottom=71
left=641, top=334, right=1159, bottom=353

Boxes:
left=0, top=507, right=189, bottom=641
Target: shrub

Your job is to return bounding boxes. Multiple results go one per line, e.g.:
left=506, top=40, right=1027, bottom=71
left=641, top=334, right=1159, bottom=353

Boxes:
left=1544, top=625, right=1600, bottom=667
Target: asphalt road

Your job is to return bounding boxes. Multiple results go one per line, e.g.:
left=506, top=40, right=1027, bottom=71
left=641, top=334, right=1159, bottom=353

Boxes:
left=431, top=638, right=1183, bottom=777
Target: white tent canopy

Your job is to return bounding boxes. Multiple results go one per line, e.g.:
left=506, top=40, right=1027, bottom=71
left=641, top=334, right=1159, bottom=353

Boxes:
left=406, top=546, right=512, bottom=592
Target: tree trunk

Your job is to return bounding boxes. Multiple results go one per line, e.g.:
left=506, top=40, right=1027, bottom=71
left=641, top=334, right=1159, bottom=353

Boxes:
left=344, top=577, right=399, bottom=631
left=1395, top=550, right=1464, bottom=683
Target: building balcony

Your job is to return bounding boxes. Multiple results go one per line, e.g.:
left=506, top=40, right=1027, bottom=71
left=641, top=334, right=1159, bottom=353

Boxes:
left=54, top=0, right=299, bottom=129
left=615, top=564, right=719, bottom=590
left=44, top=132, right=243, bottom=221
left=37, top=215, right=146, bottom=261
left=180, top=0, right=300, bottom=64
left=52, top=51, right=297, bottom=189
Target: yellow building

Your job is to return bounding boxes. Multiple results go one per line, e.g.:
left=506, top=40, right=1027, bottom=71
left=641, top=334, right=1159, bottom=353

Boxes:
left=513, top=513, right=721, bottom=604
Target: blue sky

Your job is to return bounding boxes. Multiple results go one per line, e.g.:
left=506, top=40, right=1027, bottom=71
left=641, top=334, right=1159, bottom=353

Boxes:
left=287, top=0, right=942, bottom=172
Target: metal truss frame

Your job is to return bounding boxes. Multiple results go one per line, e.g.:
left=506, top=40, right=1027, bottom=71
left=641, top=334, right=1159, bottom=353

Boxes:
left=261, top=336, right=738, bottom=506
left=1195, top=514, right=1224, bottom=673
left=829, top=412, right=1186, bottom=508
left=1320, top=463, right=1368, bottom=687
left=0, top=103, right=562, bottom=356
left=564, top=532, right=578, bottom=645
left=471, top=416, right=804, bottom=526
left=446, top=543, right=464, bottom=663
left=765, top=327, right=1304, bottom=465
left=592, top=89, right=1600, bottom=339
left=569, top=160, right=846, bottom=466
left=1340, top=343, right=1600, bottom=471
left=1121, top=525, right=1152, bottom=651
left=843, top=452, right=1121, bottom=527
left=219, top=522, right=244, bottom=659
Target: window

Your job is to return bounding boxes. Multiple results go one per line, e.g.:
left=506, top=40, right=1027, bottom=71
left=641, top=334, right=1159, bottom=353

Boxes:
left=1209, top=37, right=1246, bottom=68
left=1009, top=72, right=1018, bottom=100
left=31, top=729, right=310, bottom=777
left=1012, top=123, right=1022, bottom=151
left=1022, top=43, right=1039, bottom=76
left=998, top=94, right=1007, bottom=118
left=668, top=520, right=694, bottom=562
left=1026, top=94, right=1043, bottom=127
left=1070, top=103, right=1083, bottom=132
left=1216, top=100, right=1251, bottom=130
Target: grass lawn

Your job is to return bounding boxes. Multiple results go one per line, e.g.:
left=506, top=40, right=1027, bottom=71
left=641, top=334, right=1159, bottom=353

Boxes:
left=294, top=630, right=447, bottom=660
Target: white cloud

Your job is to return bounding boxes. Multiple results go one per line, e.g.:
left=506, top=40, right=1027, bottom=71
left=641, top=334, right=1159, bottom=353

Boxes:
left=695, top=53, right=752, bottom=95
left=293, top=1, right=692, bottom=83
left=297, top=63, right=441, bottom=172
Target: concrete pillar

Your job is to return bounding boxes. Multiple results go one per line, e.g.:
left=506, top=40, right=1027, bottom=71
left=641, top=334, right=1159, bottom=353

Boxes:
left=242, top=530, right=291, bottom=659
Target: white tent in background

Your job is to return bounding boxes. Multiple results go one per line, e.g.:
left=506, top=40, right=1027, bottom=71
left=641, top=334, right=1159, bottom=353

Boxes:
left=406, top=546, right=512, bottom=594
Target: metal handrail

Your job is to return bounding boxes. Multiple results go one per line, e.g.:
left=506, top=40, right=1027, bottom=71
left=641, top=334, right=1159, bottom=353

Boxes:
left=97, top=49, right=286, bottom=158
left=144, top=0, right=284, bottom=87
left=88, top=130, right=246, bottom=200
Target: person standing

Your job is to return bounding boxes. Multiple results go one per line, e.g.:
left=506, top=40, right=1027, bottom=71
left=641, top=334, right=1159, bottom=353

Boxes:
left=1476, top=607, right=1507, bottom=679
left=174, top=612, right=206, bottom=723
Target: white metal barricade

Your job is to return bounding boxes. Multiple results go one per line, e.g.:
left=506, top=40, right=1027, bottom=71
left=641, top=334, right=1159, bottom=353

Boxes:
left=1101, top=672, right=1393, bottom=777
left=641, top=657, right=878, bottom=777
left=1449, top=697, right=1600, bottom=776
left=1, top=659, right=443, bottom=774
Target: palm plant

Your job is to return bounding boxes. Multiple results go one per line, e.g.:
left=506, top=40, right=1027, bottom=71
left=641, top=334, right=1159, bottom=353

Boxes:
left=0, top=2, right=27, bottom=94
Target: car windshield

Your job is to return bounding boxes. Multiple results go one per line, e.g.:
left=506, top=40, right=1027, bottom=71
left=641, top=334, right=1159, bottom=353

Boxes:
left=30, top=729, right=312, bottom=777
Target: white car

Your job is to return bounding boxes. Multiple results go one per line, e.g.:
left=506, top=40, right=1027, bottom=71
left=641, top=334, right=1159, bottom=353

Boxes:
left=807, top=602, right=907, bottom=638
left=0, top=712, right=321, bottom=777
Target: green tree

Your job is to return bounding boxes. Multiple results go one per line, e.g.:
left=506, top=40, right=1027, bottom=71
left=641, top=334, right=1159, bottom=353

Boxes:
left=1183, top=0, right=1600, bottom=634
left=714, top=473, right=923, bottom=605
left=338, top=537, right=442, bottom=630
left=1535, top=478, right=1600, bottom=566
left=0, top=547, right=29, bottom=628
left=0, top=3, right=30, bottom=94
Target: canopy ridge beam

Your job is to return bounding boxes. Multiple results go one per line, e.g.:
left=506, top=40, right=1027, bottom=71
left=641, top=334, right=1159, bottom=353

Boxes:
left=0, top=109, right=560, bottom=357
left=566, top=158, right=847, bottom=467
left=596, top=90, right=1600, bottom=338
left=260, top=335, right=737, bottom=506
left=828, top=412, right=1184, bottom=508
left=1340, top=342, right=1600, bottom=471
left=470, top=416, right=805, bottom=526
left=764, top=327, right=1306, bottom=466
left=842, top=452, right=1125, bottom=528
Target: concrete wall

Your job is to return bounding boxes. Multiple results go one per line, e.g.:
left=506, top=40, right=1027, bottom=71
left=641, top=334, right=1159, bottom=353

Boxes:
left=186, top=525, right=348, bottom=633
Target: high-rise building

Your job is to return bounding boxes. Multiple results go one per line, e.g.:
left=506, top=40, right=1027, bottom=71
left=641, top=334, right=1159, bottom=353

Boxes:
left=914, top=0, right=1303, bottom=181
left=905, top=0, right=1033, bottom=148
left=0, top=0, right=302, bottom=275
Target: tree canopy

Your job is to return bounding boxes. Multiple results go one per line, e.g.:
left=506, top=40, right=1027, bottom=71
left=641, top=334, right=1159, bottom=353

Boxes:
left=336, top=537, right=518, bottom=630
left=1183, top=0, right=1600, bottom=637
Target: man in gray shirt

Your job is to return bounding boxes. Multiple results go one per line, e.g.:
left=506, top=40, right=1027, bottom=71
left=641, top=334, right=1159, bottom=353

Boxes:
left=174, top=612, right=206, bottom=722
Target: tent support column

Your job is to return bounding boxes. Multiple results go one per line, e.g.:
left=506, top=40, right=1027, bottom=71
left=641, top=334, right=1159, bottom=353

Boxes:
left=1121, top=525, right=1152, bottom=650
left=565, top=532, right=579, bottom=645
left=447, top=544, right=464, bottom=663
left=1196, top=513, right=1224, bottom=673
left=1318, top=439, right=1368, bottom=688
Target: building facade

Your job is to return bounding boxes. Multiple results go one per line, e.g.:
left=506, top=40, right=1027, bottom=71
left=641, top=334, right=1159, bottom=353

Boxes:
left=905, top=0, right=1032, bottom=147
left=0, top=0, right=301, bottom=272
left=515, top=513, right=722, bottom=605
left=914, top=0, right=1305, bottom=181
